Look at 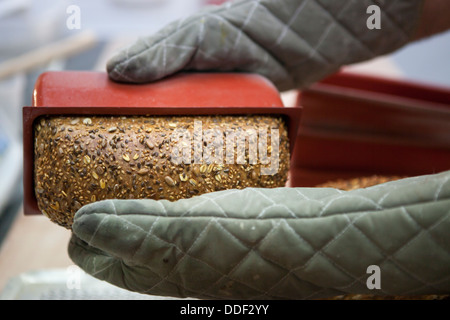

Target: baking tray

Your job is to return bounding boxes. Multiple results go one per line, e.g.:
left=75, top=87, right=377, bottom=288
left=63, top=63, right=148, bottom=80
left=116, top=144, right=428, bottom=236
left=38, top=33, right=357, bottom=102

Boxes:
left=290, top=71, right=450, bottom=187
left=23, top=71, right=303, bottom=216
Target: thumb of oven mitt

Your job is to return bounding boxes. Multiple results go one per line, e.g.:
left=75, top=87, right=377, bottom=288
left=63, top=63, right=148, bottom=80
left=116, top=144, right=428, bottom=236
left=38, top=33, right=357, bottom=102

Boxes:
left=68, top=170, right=450, bottom=299
left=107, top=0, right=424, bottom=91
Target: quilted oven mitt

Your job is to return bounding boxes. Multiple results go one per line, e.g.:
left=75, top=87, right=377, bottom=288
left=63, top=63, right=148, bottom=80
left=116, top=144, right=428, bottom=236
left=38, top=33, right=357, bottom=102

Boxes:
left=106, top=0, right=424, bottom=91
left=69, top=170, right=450, bottom=299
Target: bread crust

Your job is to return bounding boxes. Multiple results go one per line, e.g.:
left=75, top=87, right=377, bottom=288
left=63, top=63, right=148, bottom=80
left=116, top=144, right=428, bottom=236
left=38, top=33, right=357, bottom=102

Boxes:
left=34, top=115, right=290, bottom=228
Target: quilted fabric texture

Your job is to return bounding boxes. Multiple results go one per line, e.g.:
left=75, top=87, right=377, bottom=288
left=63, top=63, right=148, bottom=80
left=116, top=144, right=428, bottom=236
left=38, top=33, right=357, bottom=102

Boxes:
left=106, top=0, right=424, bottom=91
left=69, top=170, right=450, bottom=299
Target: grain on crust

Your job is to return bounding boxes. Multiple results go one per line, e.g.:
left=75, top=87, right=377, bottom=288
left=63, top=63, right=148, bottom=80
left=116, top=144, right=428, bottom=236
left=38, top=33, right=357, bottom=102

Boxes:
left=34, top=115, right=290, bottom=228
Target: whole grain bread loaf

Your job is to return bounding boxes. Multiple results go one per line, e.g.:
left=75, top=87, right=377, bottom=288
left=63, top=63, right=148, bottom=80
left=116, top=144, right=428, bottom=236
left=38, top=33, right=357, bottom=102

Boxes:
left=34, top=115, right=290, bottom=228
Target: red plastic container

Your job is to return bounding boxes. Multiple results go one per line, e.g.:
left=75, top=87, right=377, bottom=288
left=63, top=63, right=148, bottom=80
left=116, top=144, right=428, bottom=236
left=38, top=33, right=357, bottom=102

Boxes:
left=23, top=71, right=303, bottom=216
left=290, top=71, right=450, bottom=187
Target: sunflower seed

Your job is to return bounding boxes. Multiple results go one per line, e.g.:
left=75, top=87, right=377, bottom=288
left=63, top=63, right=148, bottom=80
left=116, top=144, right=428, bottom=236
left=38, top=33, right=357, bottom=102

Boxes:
left=146, top=140, right=154, bottom=149
left=165, top=176, right=176, bottom=187
left=137, top=168, right=149, bottom=175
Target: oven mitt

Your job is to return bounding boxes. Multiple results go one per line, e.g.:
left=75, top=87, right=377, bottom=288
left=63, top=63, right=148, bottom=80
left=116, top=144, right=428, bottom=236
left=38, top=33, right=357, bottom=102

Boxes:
left=106, top=0, right=424, bottom=91
left=68, top=170, right=450, bottom=299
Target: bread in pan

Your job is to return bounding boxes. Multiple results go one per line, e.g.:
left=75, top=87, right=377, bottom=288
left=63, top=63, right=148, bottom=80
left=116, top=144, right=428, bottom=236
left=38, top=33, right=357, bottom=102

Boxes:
left=34, top=114, right=290, bottom=228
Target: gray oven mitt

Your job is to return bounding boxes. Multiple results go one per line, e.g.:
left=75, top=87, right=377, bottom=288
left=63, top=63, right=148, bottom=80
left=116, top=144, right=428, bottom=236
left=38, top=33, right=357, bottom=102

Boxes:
left=107, top=0, right=424, bottom=91
left=68, top=170, right=450, bottom=299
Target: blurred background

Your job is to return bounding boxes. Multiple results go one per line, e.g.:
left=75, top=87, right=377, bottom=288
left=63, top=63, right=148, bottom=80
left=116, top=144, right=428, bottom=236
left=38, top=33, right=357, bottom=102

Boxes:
left=0, top=0, right=448, bottom=299
left=0, top=0, right=216, bottom=244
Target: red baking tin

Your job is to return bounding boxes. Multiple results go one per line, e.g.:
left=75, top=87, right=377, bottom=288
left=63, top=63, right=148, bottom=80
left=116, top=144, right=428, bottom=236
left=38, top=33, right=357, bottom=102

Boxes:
left=290, top=71, right=450, bottom=187
left=23, top=71, right=303, bottom=216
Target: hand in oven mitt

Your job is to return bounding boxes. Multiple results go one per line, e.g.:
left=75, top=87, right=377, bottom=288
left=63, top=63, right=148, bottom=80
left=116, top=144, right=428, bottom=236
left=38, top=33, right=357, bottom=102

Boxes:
left=69, top=170, right=450, bottom=299
left=106, top=0, right=424, bottom=91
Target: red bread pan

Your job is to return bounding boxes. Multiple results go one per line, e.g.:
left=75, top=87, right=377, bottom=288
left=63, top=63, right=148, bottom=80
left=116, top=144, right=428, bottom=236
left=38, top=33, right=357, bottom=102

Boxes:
left=290, top=71, right=450, bottom=187
left=23, top=71, right=303, bottom=216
